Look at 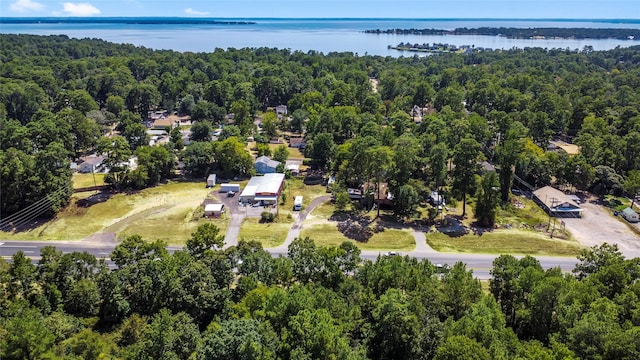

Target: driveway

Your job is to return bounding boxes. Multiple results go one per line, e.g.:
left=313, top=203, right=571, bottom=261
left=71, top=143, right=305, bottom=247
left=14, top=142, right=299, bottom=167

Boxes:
left=274, top=195, right=331, bottom=251
left=217, top=191, right=279, bottom=248
left=562, top=195, right=640, bottom=258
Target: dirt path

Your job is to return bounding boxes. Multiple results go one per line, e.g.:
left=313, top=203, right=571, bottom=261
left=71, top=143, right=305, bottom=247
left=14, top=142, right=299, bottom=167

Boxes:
left=274, top=195, right=332, bottom=250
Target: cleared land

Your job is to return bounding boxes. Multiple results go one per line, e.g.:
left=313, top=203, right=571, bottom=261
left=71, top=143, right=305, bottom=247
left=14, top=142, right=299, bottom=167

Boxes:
left=279, top=179, right=327, bottom=214
left=300, top=223, right=415, bottom=251
left=238, top=218, right=292, bottom=247
left=1, top=181, right=215, bottom=243
left=72, top=173, right=106, bottom=189
left=426, top=229, right=582, bottom=256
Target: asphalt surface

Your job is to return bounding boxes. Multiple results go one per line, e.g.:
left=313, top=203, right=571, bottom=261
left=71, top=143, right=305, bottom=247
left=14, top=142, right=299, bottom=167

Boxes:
left=0, top=238, right=580, bottom=280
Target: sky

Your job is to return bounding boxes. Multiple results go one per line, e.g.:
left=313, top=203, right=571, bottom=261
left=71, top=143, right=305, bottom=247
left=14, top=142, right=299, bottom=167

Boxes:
left=2, top=0, right=640, bottom=19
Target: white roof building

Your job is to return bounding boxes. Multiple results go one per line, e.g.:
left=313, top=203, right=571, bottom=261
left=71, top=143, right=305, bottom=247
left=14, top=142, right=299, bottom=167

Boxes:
left=239, top=173, right=285, bottom=204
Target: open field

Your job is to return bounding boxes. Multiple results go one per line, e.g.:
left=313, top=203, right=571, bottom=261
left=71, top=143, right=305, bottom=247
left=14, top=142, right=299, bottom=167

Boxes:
left=426, top=229, right=583, bottom=256
left=72, top=173, right=106, bottom=189
left=238, top=218, right=292, bottom=247
left=1, top=181, right=211, bottom=242
left=300, top=223, right=415, bottom=251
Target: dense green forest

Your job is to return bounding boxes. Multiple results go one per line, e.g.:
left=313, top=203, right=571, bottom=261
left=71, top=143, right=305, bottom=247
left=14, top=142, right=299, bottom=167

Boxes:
left=2, top=34, right=640, bottom=222
left=2, top=33, right=640, bottom=358
left=365, top=27, right=640, bottom=40
left=1, top=230, right=640, bottom=359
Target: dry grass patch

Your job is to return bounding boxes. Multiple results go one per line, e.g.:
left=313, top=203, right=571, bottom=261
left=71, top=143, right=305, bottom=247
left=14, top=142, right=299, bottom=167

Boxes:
left=426, top=229, right=582, bottom=256
left=118, top=207, right=228, bottom=245
left=1, top=182, right=210, bottom=242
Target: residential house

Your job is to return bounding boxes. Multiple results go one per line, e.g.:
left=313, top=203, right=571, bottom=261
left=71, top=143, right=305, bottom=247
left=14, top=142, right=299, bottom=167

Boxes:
left=255, top=156, right=281, bottom=174
left=289, top=137, right=306, bottom=149
left=152, top=116, right=179, bottom=130
left=362, top=182, right=394, bottom=207
left=78, top=155, right=105, bottom=173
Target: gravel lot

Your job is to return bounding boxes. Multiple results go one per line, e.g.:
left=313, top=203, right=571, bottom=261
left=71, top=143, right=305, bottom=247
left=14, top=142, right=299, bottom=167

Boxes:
left=562, top=196, right=640, bottom=258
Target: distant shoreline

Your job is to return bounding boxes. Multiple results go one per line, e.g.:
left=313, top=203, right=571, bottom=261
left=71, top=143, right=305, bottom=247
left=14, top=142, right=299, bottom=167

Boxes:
left=366, top=27, right=640, bottom=40
left=0, top=18, right=256, bottom=25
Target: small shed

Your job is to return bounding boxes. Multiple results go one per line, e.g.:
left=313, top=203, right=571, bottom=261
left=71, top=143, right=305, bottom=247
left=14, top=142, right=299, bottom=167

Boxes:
left=621, top=207, right=639, bottom=223
left=220, top=183, right=241, bottom=193
left=207, top=174, right=216, bottom=188
left=204, top=203, right=225, bottom=217
left=286, top=164, right=300, bottom=176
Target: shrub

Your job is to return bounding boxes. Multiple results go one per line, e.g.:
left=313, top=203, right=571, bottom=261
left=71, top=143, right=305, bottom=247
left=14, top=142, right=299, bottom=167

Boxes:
left=261, top=211, right=276, bottom=222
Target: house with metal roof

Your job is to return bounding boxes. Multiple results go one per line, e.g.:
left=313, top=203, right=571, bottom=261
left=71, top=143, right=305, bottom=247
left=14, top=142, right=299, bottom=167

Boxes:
left=532, top=186, right=583, bottom=217
left=254, top=156, right=281, bottom=174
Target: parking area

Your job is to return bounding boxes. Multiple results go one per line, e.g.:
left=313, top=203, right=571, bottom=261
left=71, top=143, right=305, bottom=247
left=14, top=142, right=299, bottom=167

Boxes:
left=215, top=191, right=277, bottom=219
left=562, top=195, right=640, bottom=258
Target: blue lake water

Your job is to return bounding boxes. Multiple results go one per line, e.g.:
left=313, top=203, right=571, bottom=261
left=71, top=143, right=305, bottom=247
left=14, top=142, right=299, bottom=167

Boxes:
left=1, top=18, right=639, bottom=55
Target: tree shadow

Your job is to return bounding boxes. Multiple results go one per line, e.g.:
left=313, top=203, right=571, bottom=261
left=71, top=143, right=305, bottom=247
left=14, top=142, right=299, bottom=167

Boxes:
left=435, top=215, right=470, bottom=238
left=76, top=191, right=114, bottom=208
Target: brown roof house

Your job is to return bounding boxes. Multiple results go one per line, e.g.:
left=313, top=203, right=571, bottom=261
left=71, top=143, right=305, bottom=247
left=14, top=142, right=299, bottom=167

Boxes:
left=362, top=182, right=394, bottom=207
left=289, top=137, right=306, bottom=149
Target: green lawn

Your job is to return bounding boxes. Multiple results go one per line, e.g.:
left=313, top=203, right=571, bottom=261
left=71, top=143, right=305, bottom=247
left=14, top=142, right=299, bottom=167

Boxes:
left=72, top=173, right=106, bottom=189
left=238, top=218, right=292, bottom=247
left=301, top=223, right=415, bottom=251
left=426, top=229, right=583, bottom=256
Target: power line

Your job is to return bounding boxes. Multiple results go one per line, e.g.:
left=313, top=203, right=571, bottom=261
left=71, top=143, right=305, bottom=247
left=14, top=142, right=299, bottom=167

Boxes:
left=0, top=184, right=71, bottom=224
left=0, top=183, right=73, bottom=231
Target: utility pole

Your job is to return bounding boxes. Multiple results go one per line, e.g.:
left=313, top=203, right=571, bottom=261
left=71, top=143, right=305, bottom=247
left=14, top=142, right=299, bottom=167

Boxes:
left=549, top=197, right=557, bottom=238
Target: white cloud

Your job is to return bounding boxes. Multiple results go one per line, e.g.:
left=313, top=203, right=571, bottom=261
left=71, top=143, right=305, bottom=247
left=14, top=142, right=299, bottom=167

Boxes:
left=61, top=2, right=101, bottom=16
left=184, top=8, right=209, bottom=16
left=9, top=0, right=44, bottom=13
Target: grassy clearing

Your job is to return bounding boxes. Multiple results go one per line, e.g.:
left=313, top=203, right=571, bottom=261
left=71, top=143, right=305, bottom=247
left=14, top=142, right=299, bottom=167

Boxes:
left=72, top=173, right=106, bottom=189
left=496, top=197, right=549, bottom=228
left=118, top=207, right=228, bottom=245
left=266, top=143, right=305, bottom=160
left=1, top=181, right=210, bottom=242
left=301, top=224, right=415, bottom=251
left=280, top=179, right=327, bottom=215
left=426, top=229, right=582, bottom=256
left=309, top=200, right=337, bottom=219
left=238, top=218, right=292, bottom=247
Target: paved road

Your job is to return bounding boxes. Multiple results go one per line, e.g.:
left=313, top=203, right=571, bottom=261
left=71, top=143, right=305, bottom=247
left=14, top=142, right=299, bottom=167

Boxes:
left=1, top=237, right=580, bottom=280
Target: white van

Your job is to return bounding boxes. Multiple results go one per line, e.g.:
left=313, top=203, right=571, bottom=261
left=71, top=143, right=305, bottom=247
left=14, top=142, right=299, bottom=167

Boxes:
left=293, top=196, right=303, bottom=211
